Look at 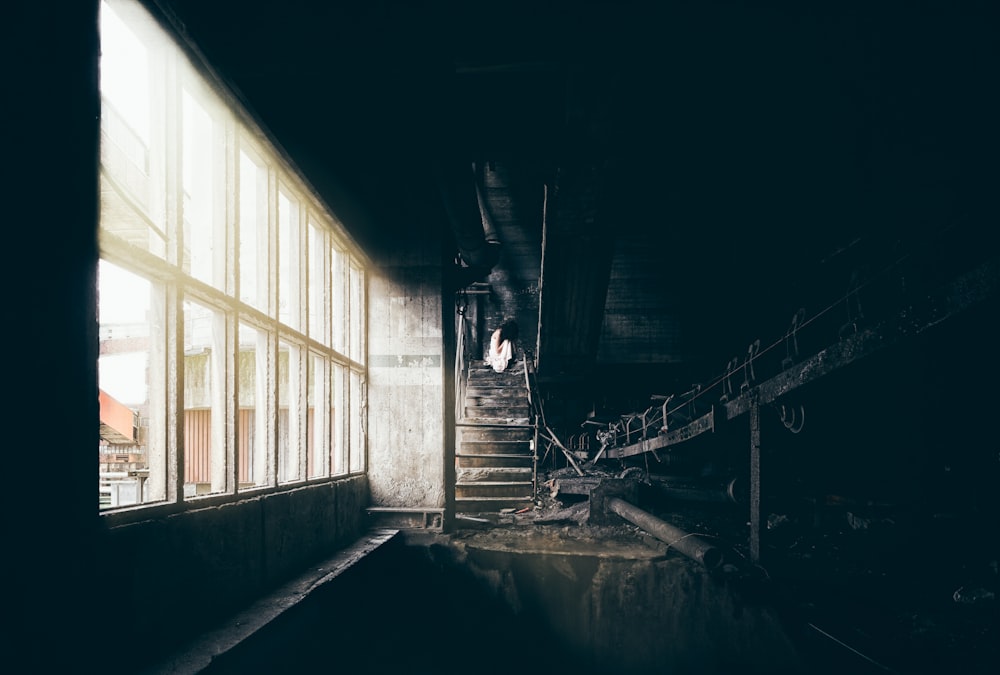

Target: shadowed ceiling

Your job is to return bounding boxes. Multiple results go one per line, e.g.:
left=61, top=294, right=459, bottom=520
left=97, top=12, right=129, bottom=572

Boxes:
left=159, top=0, right=998, bottom=388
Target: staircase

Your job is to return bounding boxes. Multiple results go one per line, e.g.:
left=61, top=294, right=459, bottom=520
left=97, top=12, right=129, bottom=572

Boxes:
left=455, top=359, right=536, bottom=514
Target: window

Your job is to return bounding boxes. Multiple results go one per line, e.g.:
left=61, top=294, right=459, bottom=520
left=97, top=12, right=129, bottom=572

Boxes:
left=308, top=220, right=326, bottom=344
left=307, top=353, right=329, bottom=479
left=278, top=188, right=301, bottom=330
left=181, top=87, right=224, bottom=289
left=98, top=260, right=166, bottom=508
left=238, top=322, right=270, bottom=488
left=183, top=299, right=226, bottom=496
left=98, top=0, right=367, bottom=512
left=331, top=244, right=346, bottom=354
left=239, top=148, right=267, bottom=311
left=349, top=263, right=365, bottom=365
left=332, top=362, right=347, bottom=476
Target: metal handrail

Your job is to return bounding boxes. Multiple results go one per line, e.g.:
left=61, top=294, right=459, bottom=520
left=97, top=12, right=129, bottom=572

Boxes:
left=454, top=314, right=470, bottom=423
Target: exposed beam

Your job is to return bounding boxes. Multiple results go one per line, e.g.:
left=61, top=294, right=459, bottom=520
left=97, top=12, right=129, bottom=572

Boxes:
left=604, top=256, right=1000, bottom=459
left=723, top=255, right=1000, bottom=420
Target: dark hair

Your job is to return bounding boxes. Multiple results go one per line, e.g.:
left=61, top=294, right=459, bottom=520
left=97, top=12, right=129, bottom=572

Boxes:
left=497, top=319, right=519, bottom=344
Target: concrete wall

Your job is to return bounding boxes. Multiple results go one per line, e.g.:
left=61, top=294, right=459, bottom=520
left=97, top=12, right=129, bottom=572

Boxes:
left=367, top=233, right=449, bottom=509
left=97, top=476, right=369, bottom=668
left=11, top=2, right=103, bottom=672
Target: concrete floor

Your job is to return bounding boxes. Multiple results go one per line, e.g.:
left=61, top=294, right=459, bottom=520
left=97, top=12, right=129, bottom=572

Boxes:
left=140, top=480, right=997, bottom=675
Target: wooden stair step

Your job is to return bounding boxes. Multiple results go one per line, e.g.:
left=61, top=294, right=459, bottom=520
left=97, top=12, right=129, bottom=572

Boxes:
left=456, top=481, right=534, bottom=499
left=465, top=396, right=527, bottom=407
left=462, top=416, right=531, bottom=425
left=456, top=456, right=534, bottom=469
left=456, top=452, right=534, bottom=459
left=465, top=407, right=531, bottom=419
left=455, top=496, right=534, bottom=513
left=457, top=433, right=533, bottom=446
left=457, top=468, right=532, bottom=482
left=458, top=446, right=533, bottom=455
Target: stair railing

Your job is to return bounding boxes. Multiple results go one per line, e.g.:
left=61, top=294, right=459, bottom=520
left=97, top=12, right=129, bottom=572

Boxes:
left=454, top=313, right=473, bottom=423
left=522, top=352, right=585, bottom=477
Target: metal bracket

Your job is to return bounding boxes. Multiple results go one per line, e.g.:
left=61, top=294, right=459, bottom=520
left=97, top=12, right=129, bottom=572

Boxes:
left=741, top=339, right=761, bottom=393
left=782, top=307, right=806, bottom=369
left=652, top=393, right=675, bottom=433
left=778, top=403, right=806, bottom=433
left=719, top=356, right=740, bottom=402
left=839, top=269, right=865, bottom=339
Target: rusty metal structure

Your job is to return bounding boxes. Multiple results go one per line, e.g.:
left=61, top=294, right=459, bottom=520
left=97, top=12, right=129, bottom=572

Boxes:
left=544, top=254, right=1000, bottom=561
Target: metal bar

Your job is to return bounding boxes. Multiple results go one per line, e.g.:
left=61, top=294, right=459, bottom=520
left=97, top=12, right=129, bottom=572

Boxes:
left=606, top=408, right=714, bottom=459
left=600, top=257, right=999, bottom=465
left=542, top=427, right=584, bottom=476
left=749, top=395, right=761, bottom=563
left=654, top=481, right=740, bottom=504
left=607, top=497, right=723, bottom=569
left=725, top=255, right=1000, bottom=420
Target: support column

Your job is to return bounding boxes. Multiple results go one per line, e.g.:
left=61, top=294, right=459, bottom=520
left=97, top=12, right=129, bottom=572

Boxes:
left=749, top=393, right=761, bottom=563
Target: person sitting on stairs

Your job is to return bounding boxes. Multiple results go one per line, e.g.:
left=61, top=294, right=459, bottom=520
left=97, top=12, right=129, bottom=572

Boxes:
left=485, top=318, right=519, bottom=373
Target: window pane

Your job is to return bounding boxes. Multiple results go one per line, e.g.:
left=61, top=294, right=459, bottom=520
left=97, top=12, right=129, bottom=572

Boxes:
left=307, top=354, right=328, bottom=479
left=278, top=190, right=300, bottom=329
left=99, top=260, right=165, bottom=509
left=99, top=2, right=165, bottom=257
left=100, top=2, right=150, bottom=145
left=331, top=245, right=346, bottom=354
left=308, top=221, right=325, bottom=343
left=182, top=89, right=222, bottom=288
left=349, top=264, right=363, bottom=363
left=239, top=323, right=270, bottom=488
left=278, top=339, right=302, bottom=483
left=331, top=363, right=347, bottom=476
left=349, top=371, right=364, bottom=473
left=239, top=149, right=266, bottom=311
left=183, top=299, right=227, bottom=497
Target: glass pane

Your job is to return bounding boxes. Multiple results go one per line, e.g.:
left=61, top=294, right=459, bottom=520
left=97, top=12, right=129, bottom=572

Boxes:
left=239, top=149, right=266, bottom=311
left=349, top=264, right=363, bottom=363
left=99, top=260, right=165, bottom=509
left=308, top=221, right=325, bottom=343
left=278, top=190, right=300, bottom=329
left=99, top=2, right=150, bottom=145
left=331, top=363, right=346, bottom=476
left=331, top=246, right=346, bottom=353
left=183, top=299, right=227, bottom=497
left=99, top=2, right=165, bottom=257
left=239, top=323, right=270, bottom=488
left=307, top=354, right=328, bottom=479
left=278, top=339, right=302, bottom=483
left=349, top=371, right=364, bottom=473
left=182, top=89, right=221, bottom=288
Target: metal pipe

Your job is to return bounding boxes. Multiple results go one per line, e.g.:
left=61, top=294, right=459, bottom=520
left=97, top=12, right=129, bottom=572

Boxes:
left=658, top=485, right=736, bottom=504
left=607, top=497, right=723, bottom=570
left=437, top=160, right=501, bottom=270
left=651, top=477, right=744, bottom=505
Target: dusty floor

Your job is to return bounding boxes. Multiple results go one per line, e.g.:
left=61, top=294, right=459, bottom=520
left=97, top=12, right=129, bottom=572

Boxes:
left=450, top=465, right=998, bottom=675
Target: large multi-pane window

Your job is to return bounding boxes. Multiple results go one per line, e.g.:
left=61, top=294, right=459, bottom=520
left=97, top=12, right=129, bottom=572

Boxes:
left=98, top=0, right=367, bottom=511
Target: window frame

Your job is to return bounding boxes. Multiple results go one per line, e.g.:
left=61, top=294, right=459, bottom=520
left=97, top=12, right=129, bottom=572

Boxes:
left=98, top=0, right=369, bottom=522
